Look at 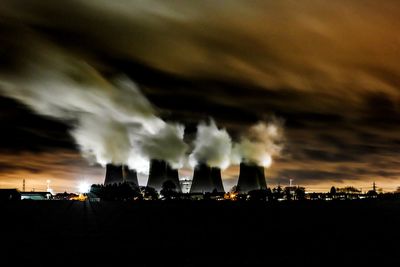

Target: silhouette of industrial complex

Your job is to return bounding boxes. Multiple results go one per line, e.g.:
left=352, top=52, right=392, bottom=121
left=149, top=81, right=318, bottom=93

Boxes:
left=237, top=162, right=266, bottom=193
left=104, top=164, right=139, bottom=187
left=0, top=160, right=394, bottom=202
left=190, top=163, right=224, bottom=193
left=95, top=163, right=395, bottom=202
left=104, top=160, right=268, bottom=194
left=147, top=159, right=181, bottom=193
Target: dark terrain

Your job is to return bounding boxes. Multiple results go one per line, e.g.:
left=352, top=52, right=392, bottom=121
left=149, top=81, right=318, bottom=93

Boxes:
left=0, top=200, right=398, bottom=266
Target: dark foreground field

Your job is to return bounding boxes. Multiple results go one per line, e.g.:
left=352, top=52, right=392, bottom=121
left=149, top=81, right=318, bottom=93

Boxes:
left=0, top=200, right=399, bottom=266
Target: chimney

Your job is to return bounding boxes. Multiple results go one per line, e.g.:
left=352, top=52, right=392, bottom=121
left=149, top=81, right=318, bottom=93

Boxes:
left=147, top=159, right=181, bottom=192
left=211, top=167, right=225, bottom=193
left=166, top=166, right=181, bottom=193
left=237, top=162, right=266, bottom=193
left=122, top=165, right=139, bottom=187
left=256, top=165, right=267, bottom=189
left=104, top=164, right=124, bottom=185
left=190, top=163, right=225, bottom=193
left=190, top=163, right=212, bottom=193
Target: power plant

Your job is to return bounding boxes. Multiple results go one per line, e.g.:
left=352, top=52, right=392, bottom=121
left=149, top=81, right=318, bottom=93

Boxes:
left=122, top=165, right=139, bottom=187
left=104, top=164, right=139, bottom=187
left=104, top=164, right=124, bottom=185
left=236, top=162, right=267, bottom=193
left=211, top=167, right=224, bottom=193
left=147, top=159, right=182, bottom=193
left=190, top=163, right=225, bottom=193
left=104, top=161, right=266, bottom=194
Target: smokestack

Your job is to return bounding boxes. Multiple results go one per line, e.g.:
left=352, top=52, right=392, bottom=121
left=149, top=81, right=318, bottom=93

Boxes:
left=211, top=167, right=225, bottom=193
left=190, top=163, right=212, bottom=193
left=190, top=163, right=225, bottom=193
left=256, top=165, right=267, bottom=189
left=122, top=165, right=139, bottom=187
left=166, top=167, right=181, bottom=193
left=147, top=159, right=181, bottom=192
left=104, top=164, right=124, bottom=185
left=237, top=162, right=266, bottom=193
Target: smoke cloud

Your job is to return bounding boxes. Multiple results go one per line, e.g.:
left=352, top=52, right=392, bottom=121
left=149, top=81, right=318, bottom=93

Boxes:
left=71, top=115, right=131, bottom=166
left=232, top=120, right=285, bottom=167
left=138, top=122, right=187, bottom=168
left=189, top=120, right=232, bottom=169
left=0, top=37, right=187, bottom=172
left=0, top=27, right=285, bottom=176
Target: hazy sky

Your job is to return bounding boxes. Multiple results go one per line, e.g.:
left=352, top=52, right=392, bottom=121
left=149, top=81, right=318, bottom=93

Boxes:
left=1, top=0, right=400, bottom=193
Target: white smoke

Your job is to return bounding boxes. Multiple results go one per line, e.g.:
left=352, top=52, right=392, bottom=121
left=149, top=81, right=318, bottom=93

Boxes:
left=0, top=41, right=187, bottom=171
left=71, top=115, right=131, bottom=166
left=189, top=120, right=232, bottom=169
left=137, top=122, right=188, bottom=168
left=0, top=33, right=285, bottom=174
left=232, top=120, right=284, bottom=167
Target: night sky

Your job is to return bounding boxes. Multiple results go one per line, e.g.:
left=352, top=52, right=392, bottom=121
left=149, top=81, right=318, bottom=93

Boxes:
left=1, top=1, right=400, bottom=193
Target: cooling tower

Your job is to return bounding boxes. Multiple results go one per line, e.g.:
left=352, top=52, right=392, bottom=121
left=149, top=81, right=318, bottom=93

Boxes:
left=237, top=162, right=267, bottom=193
left=147, top=159, right=181, bottom=192
left=190, top=164, right=225, bottom=193
left=190, top=163, right=212, bottom=193
left=166, top=167, right=181, bottom=193
left=211, top=167, right=225, bottom=193
left=256, top=165, right=267, bottom=189
left=104, top=164, right=124, bottom=185
left=122, top=165, right=139, bottom=187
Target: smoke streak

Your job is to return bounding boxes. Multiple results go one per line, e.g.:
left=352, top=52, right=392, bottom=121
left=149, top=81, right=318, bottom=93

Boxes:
left=71, top=115, right=131, bottom=166
left=189, top=120, right=232, bottom=169
left=0, top=30, right=284, bottom=175
left=0, top=37, right=187, bottom=171
left=138, top=122, right=187, bottom=168
left=232, top=120, right=284, bottom=167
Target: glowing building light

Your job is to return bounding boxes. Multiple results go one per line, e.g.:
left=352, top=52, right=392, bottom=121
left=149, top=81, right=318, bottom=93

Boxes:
left=78, top=182, right=90, bottom=193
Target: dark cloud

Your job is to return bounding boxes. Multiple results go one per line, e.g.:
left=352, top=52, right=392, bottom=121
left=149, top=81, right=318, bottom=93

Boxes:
left=0, top=96, right=74, bottom=152
left=0, top=162, right=41, bottom=174
left=277, top=169, right=354, bottom=183
left=301, top=149, right=358, bottom=163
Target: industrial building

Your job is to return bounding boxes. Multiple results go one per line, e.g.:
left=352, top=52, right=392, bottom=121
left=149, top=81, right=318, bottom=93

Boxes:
left=0, top=189, right=21, bottom=201
left=21, top=191, right=52, bottom=200
left=103, top=161, right=269, bottom=194
left=237, top=162, right=267, bottom=193
left=147, top=159, right=182, bottom=193
left=104, top=164, right=124, bottom=185
left=122, top=165, right=139, bottom=187
left=104, top=164, right=139, bottom=187
left=190, top=163, right=225, bottom=193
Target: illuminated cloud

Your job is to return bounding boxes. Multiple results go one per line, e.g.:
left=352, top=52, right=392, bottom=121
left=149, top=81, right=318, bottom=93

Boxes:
left=1, top=0, right=400, bottom=191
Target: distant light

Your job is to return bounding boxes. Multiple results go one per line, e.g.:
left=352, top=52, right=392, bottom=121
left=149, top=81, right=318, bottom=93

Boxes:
left=46, top=179, right=52, bottom=193
left=261, top=154, right=272, bottom=168
left=78, top=182, right=90, bottom=193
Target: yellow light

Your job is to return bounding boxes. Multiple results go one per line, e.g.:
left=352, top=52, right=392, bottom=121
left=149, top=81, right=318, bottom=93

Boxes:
left=70, top=194, right=87, bottom=201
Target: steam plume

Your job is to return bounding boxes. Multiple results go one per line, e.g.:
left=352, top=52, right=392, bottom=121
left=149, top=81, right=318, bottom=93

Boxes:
left=138, top=122, right=187, bottom=168
left=232, top=120, right=284, bottom=167
left=0, top=38, right=187, bottom=171
left=189, top=120, right=232, bottom=170
left=0, top=31, right=284, bottom=175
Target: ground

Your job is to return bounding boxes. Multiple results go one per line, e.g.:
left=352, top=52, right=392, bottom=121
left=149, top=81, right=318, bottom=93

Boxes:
left=0, top=200, right=398, bottom=266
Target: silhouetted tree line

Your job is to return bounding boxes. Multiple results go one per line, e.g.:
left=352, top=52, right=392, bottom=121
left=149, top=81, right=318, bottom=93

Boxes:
left=160, top=180, right=178, bottom=200
left=90, top=182, right=141, bottom=201
left=90, top=180, right=180, bottom=201
left=88, top=182, right=400, bottom=202
left=232, top=185, right=306, bottom=201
